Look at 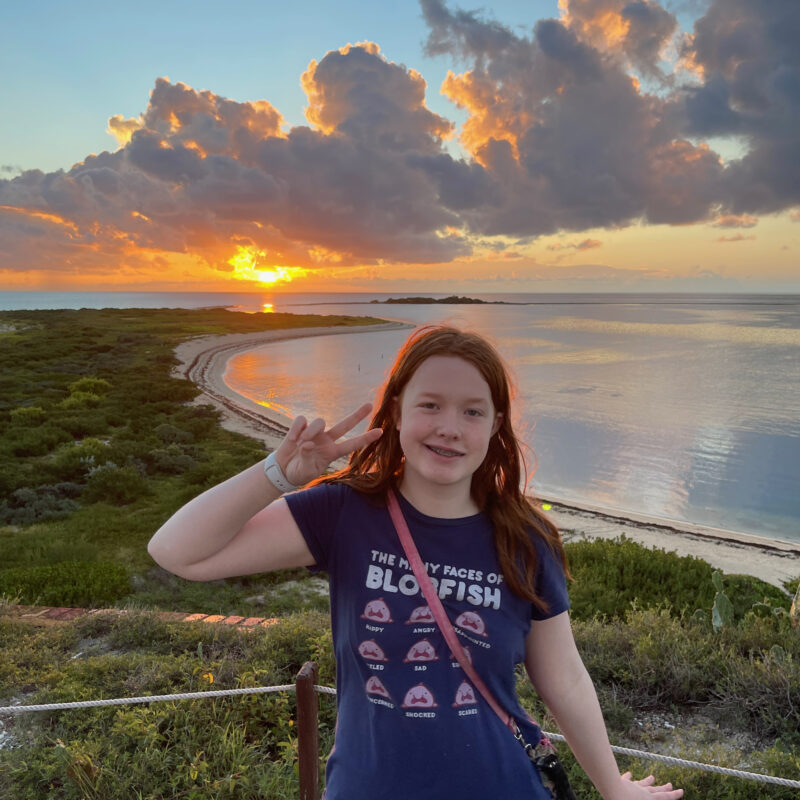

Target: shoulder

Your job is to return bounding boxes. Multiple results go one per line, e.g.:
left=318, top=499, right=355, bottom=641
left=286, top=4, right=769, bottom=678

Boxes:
left=285, top=480, right=377, bottom=517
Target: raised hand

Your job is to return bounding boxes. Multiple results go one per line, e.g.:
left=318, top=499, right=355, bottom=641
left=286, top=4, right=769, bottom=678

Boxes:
left=274, top=402, right=383, bottom=488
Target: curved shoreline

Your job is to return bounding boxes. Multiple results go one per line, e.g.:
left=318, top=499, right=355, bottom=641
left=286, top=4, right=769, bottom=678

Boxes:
left=174, top=323, right=800, bottom=589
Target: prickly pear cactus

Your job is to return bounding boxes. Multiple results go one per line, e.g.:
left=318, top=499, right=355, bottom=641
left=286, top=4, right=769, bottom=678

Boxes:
left=711, top=572, right=734, bottom=632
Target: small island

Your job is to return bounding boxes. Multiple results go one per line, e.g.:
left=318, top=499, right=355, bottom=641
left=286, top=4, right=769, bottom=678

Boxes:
left=370, top=295, right=503, bottom=304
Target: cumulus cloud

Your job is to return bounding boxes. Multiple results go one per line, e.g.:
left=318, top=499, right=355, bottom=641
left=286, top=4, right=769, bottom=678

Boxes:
left=421, top=0, right=724, bottom=236
left=682, top=0, right=800, bottom=213
left=0, top=45, right=469, bottom=276
left=1, top=0, right=798, bottom=283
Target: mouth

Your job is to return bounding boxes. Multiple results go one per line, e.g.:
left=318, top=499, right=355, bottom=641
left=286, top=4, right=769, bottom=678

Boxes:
left=425, top=444, right=464, bottom=458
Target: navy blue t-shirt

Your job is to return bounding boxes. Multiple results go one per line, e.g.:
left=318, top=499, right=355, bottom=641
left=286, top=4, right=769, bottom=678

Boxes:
left=286, top=483, right=570, bottom=800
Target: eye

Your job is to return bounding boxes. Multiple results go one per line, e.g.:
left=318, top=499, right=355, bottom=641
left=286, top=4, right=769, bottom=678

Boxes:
left=419, top=402, right=438, bottom=410
left=465, top=408, right=484, bottom=417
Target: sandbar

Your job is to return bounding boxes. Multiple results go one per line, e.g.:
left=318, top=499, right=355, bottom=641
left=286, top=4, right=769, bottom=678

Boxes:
left=174, top=323, right=800, bottom=591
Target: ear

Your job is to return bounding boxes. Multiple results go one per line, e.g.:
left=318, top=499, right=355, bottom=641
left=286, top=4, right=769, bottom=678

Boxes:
left=491, top=412, right=503, bottom=436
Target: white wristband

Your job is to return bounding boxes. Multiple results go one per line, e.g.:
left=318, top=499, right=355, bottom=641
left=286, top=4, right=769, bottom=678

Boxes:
left=263, top=451, right=301, bottom=493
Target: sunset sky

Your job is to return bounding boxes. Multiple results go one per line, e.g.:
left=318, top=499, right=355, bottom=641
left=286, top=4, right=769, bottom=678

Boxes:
left=1, top=0, right=798, bottom=294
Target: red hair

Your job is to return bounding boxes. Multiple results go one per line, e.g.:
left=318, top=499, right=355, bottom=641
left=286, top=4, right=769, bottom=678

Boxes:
left=318, top=325, right=568, bottom=609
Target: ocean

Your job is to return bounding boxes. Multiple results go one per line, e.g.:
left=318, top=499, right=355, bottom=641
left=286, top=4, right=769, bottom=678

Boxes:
left=3, top=290, right=799, bottom=543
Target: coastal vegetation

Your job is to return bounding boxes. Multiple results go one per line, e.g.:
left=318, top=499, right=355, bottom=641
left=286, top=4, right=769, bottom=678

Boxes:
left=0, top=307, right=798, bottom=798
left=370, top=295, right=496, bottom=304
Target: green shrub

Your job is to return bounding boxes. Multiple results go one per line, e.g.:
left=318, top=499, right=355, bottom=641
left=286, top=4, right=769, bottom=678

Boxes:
left=50, top=437, right=113, bottom=481
left=57, top=411, right=110, bottom=438
left=83, top=464, right=151, bottom=505
left=573, top=608, right=799, bottom=743
left=9, top=405, right=47, bottom=425
left=565, top=536, right=788, bottom=622
left=154, top=422, right=194, bottom=444
left=0, top=561, right=130, bottom=606
left=566, top=536, right=716, bottom=620
left=147, top=444, right=197, bottom=474
left=0, top=483, right=81, bottom=526
left=60, top=390, right=102, bottom=410
left=68, top=377, right=111, bottom=395
left=9, top=424, right=71, bottom=457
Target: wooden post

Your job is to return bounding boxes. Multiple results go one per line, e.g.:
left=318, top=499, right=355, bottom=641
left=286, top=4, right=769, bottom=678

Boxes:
left=296, top=661, right=319, bottom=800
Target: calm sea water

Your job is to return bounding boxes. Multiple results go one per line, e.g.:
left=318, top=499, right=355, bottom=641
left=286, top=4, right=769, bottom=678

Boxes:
left=4, top=291, right=799, bottom=542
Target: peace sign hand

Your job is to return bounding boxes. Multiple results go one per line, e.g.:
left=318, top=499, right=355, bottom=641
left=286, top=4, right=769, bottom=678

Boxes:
left=274, top=402, right=383, bottom=488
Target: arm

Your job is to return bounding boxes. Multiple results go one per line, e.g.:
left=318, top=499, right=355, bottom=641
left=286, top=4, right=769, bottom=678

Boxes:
left=147, top=402, right=382, bottom=581
left=525, top=613, right=683, bottom=800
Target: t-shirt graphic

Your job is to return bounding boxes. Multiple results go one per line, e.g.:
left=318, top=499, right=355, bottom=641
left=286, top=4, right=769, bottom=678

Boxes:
left=453, top=681, right=478, bottom=707
left=403, top=639, right=439, bottom=663
left=401, top=683, right=438, bottom=709
left=358, top=639, right=389, bottom=662
left=361, top=598, right=394, bottom=623
left=366, top=676, right=392, bottom=700
left=406, top=605, right=434, bottom=624
left=455, top=610, right=488, bottom=636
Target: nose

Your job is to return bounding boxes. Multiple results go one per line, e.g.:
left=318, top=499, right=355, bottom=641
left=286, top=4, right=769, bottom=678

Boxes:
left=435, top=408, right=461, bottom=438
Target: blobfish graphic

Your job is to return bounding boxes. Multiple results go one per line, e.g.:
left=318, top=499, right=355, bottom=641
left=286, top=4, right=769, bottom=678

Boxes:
left=401, top=683, right=438, bottom=709
left=366, top=676, right=392, bottom=699
left=402, top=638, right=439, bottom=663
left=455, top=610, right=488, bottom=637
left=361, top=598, right=394, bottom=623
left=358, top=639, right=389, bottom=662
left=449, top=645, right=473, bottom=665
left=452, top=681, right=478, bottom=707
left=405, top=605, right=434, bottom=624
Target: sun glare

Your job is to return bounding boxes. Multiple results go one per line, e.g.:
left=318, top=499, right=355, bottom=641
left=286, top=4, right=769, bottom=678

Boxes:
left=227, top=245, right=307, bottom=286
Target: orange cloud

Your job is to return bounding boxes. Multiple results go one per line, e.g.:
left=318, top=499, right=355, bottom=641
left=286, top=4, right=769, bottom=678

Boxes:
left=107, top=114, right=143, bottom=146
left=547, top=238, right=602, bottom=251
left=715, top=233, right=756, bottom=243
left=712, top=214, right=758, bottom=228
left=440, top=70, right=534, bottom=163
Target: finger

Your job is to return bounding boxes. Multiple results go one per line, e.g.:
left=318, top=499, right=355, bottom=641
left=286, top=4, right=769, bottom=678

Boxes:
left=285, top=415, right=307, bottom=444
left=326, top=402, right=374, bottom=441
left=298, top=417, right=326, bottom=443
left=635, top=776, right=656, bottom=787
left=333, top=426, right=383, bottom=459
left=621, top=772, right=633, bottom=782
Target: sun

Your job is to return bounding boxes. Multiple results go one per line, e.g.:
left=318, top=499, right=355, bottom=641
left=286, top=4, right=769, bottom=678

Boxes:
left=227, top=245, right=307, bottom=286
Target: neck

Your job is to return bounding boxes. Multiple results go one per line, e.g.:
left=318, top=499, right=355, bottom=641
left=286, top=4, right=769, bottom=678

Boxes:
left=397, top=474, right=479, bottom=519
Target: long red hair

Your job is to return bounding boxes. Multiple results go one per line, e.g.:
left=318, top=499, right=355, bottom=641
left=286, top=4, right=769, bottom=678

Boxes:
left=318, top=325, right=568, bottom=609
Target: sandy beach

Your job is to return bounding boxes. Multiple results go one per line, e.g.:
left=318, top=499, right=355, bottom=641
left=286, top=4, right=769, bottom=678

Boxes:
left=174, top=323, right=800, bottom=591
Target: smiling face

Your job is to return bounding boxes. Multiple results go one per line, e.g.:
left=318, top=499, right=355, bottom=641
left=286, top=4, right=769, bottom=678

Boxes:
left=395, top=355, right=502, bottom=513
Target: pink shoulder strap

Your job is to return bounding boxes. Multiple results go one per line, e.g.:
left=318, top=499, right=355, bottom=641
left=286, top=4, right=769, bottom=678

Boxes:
left=386, top=489, right=526, bottom=736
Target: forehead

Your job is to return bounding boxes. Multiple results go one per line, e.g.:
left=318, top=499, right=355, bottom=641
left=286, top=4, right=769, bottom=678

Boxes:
left=404, top=356, right=493, bottom=403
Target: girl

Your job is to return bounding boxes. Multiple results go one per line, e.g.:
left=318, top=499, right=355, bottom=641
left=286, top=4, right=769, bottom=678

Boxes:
left=148, top=326, right=683, bottom=800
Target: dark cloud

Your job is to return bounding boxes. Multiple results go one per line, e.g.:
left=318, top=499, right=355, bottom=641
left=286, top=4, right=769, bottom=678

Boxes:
left=423, top=0, right=723, bottom=234
left=682, top=0, right=800, bottom=213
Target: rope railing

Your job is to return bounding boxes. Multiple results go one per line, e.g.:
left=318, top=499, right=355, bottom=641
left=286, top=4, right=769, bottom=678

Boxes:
left=1, top=663, right=798, bottom=797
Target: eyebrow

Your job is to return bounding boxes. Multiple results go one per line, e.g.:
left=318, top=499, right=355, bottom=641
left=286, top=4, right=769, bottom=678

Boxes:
left=417, top=392, right=490, bottom=406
